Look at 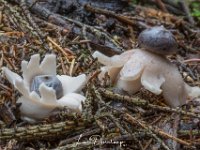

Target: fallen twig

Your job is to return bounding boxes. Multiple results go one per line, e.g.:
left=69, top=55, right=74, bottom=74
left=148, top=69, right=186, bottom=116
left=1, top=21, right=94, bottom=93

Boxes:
left=124, top=113, right=192, bottom=147
left=84, top=4, right=138, bottom=27
left=98, top=88, right=200, bottom=119
left=0, top=120, right=85, bottom=141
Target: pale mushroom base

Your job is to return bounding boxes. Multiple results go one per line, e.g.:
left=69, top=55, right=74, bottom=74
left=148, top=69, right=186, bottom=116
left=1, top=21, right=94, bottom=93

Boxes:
left=93, top=49, right=200, bottom=107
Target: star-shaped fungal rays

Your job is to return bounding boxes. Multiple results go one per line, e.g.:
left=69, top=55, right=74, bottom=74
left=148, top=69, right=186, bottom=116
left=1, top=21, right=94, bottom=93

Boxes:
left=2, top=54, right=87, bottom=123
left=93, top=49, right=200, bottom=108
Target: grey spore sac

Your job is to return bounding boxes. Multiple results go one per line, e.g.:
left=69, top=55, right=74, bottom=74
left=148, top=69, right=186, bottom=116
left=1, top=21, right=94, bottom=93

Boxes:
left=30, top=75, right=64, bottom=99
left=138, top=26, right=178, bottom=55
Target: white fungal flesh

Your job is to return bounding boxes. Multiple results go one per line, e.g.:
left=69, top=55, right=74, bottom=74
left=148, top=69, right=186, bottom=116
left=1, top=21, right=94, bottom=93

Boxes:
left=2, top=67, right=22, bottom=85
left=92, top=51, right=113, bottom=66
left=57, top=93, right=86, bottom=112
left=21, top=54, right=57, bottom=88
left=38, top=83, right=57, bottom=104
left=99, top=66, right=121, bottom=83
left=15, top=78, right=30, bottom=98
left=2, top=54, right=86, bottom=122
left=56, top=74, right=86, bottom=95
left=185, top=84, right=200, bottom=98
left=21, top=54, right=41, bottom=88
left=18, top=95, right=56, bottom=120
left=40, top=54, right=56, bottom=75
left=141, top=69, right=165, bottom=95
left=94, top=49, right=200, bottom=107
left=120, top=57, right=144, bottom=81
left=92, top=50, right=135, bottom=67
left=117, top=78, right=142, bottom=94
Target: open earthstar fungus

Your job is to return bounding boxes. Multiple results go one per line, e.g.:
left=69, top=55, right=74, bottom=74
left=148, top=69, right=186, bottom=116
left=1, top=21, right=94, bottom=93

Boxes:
left=93, top=49, right=200, bottom=107
left=93, top=27, right=200, bottom=108
left=2, top=54, right=87, bottom=123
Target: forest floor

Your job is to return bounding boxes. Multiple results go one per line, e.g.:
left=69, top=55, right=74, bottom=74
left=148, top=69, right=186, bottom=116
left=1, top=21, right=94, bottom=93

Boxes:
left=0, top=0, right=200, bottom=149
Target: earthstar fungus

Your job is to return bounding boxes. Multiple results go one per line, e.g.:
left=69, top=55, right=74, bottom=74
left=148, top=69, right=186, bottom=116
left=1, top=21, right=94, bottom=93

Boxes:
left=2, top=54, right=87, bottom=122
left=93, top=26, right=200, bottom=107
